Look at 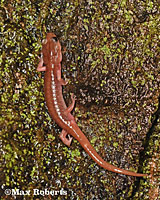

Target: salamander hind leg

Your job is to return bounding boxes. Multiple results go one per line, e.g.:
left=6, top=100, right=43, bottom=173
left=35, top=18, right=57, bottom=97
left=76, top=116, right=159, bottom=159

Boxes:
left=59, top=129, right=73, bottom=147
left=65, top=93, right=76, bottom=113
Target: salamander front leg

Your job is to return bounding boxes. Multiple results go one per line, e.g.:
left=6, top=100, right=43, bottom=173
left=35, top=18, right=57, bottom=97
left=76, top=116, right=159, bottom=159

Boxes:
left=37, top=57, right=46, bottom=71
left=57, top=69, right=68, bottom=85
left=59, top=129, right=73, bottom=147
left=59, top=78, right=68, bottom=85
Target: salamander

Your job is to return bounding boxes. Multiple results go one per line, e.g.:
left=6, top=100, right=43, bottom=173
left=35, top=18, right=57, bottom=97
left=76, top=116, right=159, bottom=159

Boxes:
left=37, top=32, right=147, bottom=177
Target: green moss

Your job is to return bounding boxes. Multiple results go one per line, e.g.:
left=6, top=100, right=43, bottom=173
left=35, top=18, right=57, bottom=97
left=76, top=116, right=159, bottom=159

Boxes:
left=0, top=0, right=159, bottom=199
left=71, top=149, right=81, bottom=158
left=113, top=142, right=118, bottom=148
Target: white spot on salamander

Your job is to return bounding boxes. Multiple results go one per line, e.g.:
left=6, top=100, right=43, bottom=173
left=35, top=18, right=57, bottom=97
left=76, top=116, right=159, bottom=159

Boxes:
left=84, top=144, right=103, bottom=165
left=50, top=70, right=80, bottom=138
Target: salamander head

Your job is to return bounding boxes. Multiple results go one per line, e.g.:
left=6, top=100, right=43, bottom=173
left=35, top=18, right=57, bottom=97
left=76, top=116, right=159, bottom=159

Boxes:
left=46, top=32, right=57, bottom=41
left=42, top=32, right=62, bottom=65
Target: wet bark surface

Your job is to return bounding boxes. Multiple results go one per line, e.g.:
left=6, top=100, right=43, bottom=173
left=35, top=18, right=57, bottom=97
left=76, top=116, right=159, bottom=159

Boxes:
left=0, top=0, right=159, bottom=199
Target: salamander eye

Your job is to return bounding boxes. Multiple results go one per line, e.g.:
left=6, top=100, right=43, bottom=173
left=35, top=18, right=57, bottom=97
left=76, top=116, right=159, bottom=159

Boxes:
left=52, top=37, right=58, bottom=42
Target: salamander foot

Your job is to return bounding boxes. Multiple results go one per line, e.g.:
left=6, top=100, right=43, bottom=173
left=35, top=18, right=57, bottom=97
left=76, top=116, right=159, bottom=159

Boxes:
left=59, top=129, right=73, bottom=146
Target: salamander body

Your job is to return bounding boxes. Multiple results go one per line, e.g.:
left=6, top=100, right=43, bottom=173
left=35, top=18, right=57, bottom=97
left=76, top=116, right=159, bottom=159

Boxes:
left=37, top=33, right=147, bottom=177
